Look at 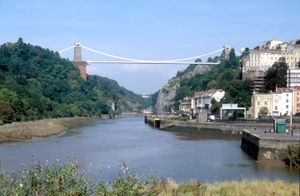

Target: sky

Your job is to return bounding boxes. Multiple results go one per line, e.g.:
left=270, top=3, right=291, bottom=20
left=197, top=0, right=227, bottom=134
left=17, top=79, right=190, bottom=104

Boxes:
left=0, top=0, right=299, bottom=95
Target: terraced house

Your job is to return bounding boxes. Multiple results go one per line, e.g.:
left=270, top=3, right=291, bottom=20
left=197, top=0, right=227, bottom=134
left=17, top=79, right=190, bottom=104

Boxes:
left=251, top=88, right=294, bottom=119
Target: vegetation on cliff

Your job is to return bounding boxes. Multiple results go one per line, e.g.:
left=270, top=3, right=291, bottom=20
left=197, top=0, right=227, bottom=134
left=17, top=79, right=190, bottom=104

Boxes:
left=0, top=38, right=149, bottom=124
left=0, top=157, right=298, bottom=195
left=173, top=49, right=252, bottom=112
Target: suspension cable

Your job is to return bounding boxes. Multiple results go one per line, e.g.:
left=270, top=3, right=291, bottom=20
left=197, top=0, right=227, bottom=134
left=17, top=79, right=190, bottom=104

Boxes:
left=81, top=44, right=223, bottom=63
left=58, top=45, right=75, bottom=53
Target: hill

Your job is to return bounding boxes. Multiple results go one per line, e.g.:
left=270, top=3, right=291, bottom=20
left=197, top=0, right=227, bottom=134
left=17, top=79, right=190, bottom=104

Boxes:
left=0, top=38, right=149, bottom=124
left=153, top=49, right=252, bottom=114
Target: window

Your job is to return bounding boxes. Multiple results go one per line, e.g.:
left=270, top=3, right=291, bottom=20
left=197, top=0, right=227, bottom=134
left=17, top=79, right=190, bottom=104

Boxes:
left=257, top=101, right=260, bottom=105
left=286, top=94, right=289, bottom=97
left=286, top=99, right=289, bottom=103
left=286, top=105, right=289, bottom=109
left=297, top=98, right=299, bottom=102
left=265, top=101, right=267, bottom=105
left=275, top=106, right=278, bottom=110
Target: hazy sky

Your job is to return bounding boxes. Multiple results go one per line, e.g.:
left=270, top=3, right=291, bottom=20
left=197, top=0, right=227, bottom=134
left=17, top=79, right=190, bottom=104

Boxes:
left=1, top=0, right=299, bottom=94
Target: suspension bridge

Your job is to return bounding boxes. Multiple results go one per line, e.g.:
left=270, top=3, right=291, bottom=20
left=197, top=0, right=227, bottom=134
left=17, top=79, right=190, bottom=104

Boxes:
left=59, top=43, right=231, bottom=80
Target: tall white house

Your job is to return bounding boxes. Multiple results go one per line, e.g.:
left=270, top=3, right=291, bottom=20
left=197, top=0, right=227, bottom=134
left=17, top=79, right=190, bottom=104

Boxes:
left=193, top=89, right=225, bottom=114
left=271, top=88, right=293, bottom=117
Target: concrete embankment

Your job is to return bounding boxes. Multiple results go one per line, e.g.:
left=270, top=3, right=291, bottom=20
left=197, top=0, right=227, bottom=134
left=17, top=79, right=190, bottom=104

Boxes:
left=241, top=129, right=299, bottom=162
left=145, top=116, right=300, bottom=164
left=145, top=116, right=276, bottom=134
left=0, top=117, right=106, bottom=144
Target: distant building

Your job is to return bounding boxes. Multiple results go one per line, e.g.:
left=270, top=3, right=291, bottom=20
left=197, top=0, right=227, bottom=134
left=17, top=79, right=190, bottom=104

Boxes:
left=143, top=107, right=152, bottom=114
left=111, top=102, right=115, bottom=111
left=179, top=97, right=194, bottom=114
left=242, top=39, right=300, bottom=92
left=287, top=69, right=300, bottom=87
left=293, top=87, right=300, bottom=115
left=193, top=89, right=225, bottom=115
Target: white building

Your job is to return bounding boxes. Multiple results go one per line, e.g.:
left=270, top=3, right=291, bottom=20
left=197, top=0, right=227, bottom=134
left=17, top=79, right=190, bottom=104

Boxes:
left=265, top=40, right=283, bottom=49
left=287, top=69, right=300, bottom=87
left=242, top=40, right=300, bottom=73
left=193, top=89, right=225, bottom=114
left=271, top=88, right=293, bottom=117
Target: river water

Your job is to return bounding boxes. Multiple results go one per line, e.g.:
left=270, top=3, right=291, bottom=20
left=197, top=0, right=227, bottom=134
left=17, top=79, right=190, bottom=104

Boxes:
left=0, top=115, right=298, bottom=183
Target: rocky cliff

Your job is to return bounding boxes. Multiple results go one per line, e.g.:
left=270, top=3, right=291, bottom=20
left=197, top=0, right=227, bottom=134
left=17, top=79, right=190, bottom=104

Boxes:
left=154, top=64, right=214, bottom=113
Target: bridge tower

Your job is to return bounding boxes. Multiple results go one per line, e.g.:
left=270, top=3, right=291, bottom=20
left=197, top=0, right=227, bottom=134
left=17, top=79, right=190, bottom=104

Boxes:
left=222, top=46, right=231, bottom=60
left=71, top=42, right=87, bottom=80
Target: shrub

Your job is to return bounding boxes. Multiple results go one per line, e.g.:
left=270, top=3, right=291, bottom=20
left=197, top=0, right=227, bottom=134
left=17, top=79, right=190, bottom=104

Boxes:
left=0, top=157, right=94, bottom=195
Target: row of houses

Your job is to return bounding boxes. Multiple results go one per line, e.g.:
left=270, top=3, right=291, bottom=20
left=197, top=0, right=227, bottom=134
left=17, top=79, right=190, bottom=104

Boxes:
left=251, top=87, right=300, bottom=118
left=179, top=89, right=225, bottom=116
left=179, top=87, right=300, bottom=119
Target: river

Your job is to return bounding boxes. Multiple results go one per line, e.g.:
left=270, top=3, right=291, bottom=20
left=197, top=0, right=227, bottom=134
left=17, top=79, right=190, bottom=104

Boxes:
left=0, top=115, right=298, bottom=183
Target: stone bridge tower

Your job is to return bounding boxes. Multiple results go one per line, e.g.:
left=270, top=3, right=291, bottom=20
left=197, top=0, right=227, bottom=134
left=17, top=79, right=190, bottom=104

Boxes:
left=71, top=43, right=87, bottom=80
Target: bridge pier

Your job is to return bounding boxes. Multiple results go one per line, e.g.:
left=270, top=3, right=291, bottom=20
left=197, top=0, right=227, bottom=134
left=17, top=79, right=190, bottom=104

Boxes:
left=71, top=61, right=87, bottom=80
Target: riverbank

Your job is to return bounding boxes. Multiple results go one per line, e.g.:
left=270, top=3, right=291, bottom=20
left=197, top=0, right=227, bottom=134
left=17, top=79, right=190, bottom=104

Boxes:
left=0, top=116, right=111, bottom=144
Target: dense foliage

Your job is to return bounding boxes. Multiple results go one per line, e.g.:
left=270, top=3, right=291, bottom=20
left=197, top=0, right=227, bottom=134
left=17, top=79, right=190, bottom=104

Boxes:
left=263, top=61, right=288, bottom=92
left=174, top=49, right=252, bottom=113
left=0, top=38, right=148, bottom=123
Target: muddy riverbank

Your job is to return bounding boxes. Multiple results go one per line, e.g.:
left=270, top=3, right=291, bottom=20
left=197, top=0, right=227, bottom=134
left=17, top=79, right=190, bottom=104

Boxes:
left=0, top=116, right=111, bottom=144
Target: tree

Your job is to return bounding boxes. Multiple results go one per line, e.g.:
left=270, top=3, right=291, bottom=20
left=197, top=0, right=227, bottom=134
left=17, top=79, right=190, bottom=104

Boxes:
left=0, top=38, right=148, bottom=123
left=264, top=61, right=288, bottom=92
left=259, top=107, right=268, bottom=116
left=210, top=98, right=221, bottom=114
left=0, top=100, right=13, bottom=124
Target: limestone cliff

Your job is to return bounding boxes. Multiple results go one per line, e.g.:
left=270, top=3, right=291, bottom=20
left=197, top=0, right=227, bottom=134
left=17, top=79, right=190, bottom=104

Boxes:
left=154, top=64, right=213, bottom=113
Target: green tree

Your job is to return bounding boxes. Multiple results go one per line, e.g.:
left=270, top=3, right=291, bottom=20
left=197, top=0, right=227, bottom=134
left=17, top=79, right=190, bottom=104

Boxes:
left=0, top=88, right=25, bottom=121
left=0, top=38, right=148, bottom=123
left=210, top=98, right=221, bottom=114
left=264, top=61, right=288, bottom=92
left=0, top=100, right=13, bottom=124
left=259, top=107, right=268, bottom=116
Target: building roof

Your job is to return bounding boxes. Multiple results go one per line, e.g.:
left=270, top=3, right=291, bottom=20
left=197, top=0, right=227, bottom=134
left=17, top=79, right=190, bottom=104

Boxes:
left=194, top=89, right=224, bottom=97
